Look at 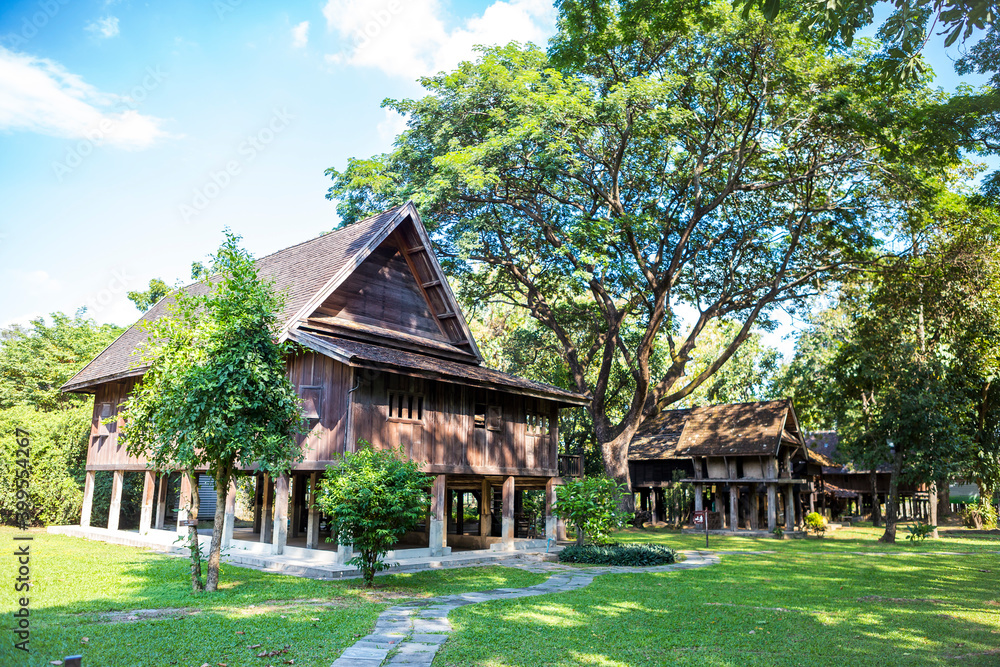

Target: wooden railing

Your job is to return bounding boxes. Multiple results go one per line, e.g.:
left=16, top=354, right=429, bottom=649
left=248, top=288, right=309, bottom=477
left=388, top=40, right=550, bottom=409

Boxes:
left=558, top=454, right=584, bottom=478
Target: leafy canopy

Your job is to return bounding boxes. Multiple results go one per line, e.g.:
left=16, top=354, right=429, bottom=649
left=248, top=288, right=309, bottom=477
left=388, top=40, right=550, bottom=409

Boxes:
left=553, top=476, right=628, bottom=545
left=316, top=444, right=430, bottom=586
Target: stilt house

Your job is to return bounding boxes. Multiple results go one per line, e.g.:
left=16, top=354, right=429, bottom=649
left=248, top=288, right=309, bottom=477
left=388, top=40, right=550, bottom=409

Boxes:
left=61, top=202, right=588, bottom=557
left=628, top=400, right=827, bottom=533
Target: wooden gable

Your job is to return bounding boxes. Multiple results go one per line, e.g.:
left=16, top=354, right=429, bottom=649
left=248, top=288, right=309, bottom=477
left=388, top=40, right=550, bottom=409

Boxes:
left=299, top=213, right=480, bottom=362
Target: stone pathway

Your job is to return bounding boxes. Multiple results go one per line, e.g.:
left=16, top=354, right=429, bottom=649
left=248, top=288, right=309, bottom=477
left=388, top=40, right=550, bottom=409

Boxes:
left=330, top=551, right=721, bottom=667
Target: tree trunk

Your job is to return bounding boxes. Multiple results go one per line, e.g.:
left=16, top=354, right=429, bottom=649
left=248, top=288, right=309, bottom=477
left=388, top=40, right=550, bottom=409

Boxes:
left=928, top=481, right=939, bottom=539
left=186, top=471, right=204, bottom=592
left=205, top=467, right=231, bottom=592
left=597, top=428, right=637, bottom=512
left=878, top=449, right=903, bottom=544
left=870, top=470, right=881, bottom=527
left=937, top=477, right=950, bottom=518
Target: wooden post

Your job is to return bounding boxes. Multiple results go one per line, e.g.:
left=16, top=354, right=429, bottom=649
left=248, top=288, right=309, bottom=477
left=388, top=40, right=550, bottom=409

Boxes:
left=694, top=484, right=703, bottom=512
left=80, top=470, right=95, bottom=528
left=306, top=472, right=320, bottom=549
left=107, top=470, right=124, bottom=531
left=429, top=474, right=447, bottom=555
left=766, top=454, right=778, bottom=532
left=291, top=474, right=306, bottom=539
left=750, top=490, right=759, bottom=530
left=272, top=472, right=289, bottom=555
left=222, top=476, right=237, bottom=548
left=139, top=471, right=155, bottom=535
left=729, top=485, right=740, bottom=532
left=501, top=475, right=515, bottom=549
left=259, top=474, right=272, bottom=543
left=784, top=484, right=796, bottom=531
left=545, top=477, right=558, bottom=541
left=177, top=473, right=192, bottom=532
left=649, top=487, right=659, bottom=523
left=154, top=473, right=168, bottom=530
left=479, top=478, right=491, bottom=537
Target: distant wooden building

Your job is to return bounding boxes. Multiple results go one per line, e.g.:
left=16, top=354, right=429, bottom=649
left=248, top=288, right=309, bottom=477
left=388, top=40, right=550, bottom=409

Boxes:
left=62, top=203, right=588, bottom=556
left=628, top=400, right=829, bottom=533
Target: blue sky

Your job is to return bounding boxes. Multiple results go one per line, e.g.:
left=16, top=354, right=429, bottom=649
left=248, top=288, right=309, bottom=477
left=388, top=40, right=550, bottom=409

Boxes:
left=0, top=0, right=990, bottom=357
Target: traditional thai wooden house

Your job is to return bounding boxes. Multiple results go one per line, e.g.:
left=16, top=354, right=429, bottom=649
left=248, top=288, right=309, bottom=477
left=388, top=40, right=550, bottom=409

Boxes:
left=61, top=202, right=588, bottom=557
left=628, top=400, right=830, bottom=533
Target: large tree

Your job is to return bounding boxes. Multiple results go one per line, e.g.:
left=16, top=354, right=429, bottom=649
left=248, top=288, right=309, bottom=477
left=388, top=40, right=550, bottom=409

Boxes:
left=120, top=232, right=303, bottom=592
left=327, top=0, right=957, bottom=498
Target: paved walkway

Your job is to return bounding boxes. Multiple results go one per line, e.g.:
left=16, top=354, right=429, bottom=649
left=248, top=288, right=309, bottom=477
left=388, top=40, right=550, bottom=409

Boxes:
left=330, top=551, right=721, bottom=667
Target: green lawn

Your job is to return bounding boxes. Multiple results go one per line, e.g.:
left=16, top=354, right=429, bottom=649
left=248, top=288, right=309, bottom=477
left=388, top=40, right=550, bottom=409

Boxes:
left=0, top=528, right=546, bottom=667
left=437, top=526, right=1000, bottom=667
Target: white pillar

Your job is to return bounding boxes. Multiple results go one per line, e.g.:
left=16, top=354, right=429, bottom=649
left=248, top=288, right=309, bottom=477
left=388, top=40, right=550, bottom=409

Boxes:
left=80, top=470, right=95, bottom=528
left=139, top=471, right=155, bottom=535
left=108, top=470, right=124, bottom=531
left=429, top=474, right=447, bottom=556
left=545, top=477, right=558, bottom=541
left=222, top=476, right=237, bottom=548
left=501, top=476, right=515, bottom=549
left=271, top=472, right=289, bottom=555
left=306, top=472, right=321, bottom=549
left=154, top=474, right=168, bottom=530
left=177, top=473, right=191, bottom=532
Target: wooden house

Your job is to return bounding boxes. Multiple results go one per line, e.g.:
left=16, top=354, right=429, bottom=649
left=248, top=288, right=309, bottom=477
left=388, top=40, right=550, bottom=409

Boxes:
left=62, top=202, right=588, bottom=556
left=628, top=400, right=829, bottom=533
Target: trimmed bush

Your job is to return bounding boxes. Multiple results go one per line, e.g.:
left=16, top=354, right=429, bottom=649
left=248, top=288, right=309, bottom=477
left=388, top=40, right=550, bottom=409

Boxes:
left=558, top=543, right=677, bottom=566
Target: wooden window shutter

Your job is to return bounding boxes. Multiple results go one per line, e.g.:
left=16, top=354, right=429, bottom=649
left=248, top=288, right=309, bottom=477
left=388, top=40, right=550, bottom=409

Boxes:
left=299, top=386, right=323, bottom=420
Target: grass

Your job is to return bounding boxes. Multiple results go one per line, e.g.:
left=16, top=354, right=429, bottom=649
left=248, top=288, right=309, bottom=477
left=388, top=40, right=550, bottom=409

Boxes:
left=0, top=528, right=546, bottom=667
left=436, top=526, right=1000, bottom=666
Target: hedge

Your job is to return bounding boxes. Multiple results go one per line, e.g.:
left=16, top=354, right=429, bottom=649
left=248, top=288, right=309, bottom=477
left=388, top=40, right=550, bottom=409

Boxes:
left=558, top=543, right=677, bottom=566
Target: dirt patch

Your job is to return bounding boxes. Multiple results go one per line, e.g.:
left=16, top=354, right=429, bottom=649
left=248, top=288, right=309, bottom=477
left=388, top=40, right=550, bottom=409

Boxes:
left=705, top=602, right=807, bottom=614
left=946, top=648, right=1000, bottom=660
left=858, top=596, right=946, bottom=605
left=96, top=608, right=202, bottom=624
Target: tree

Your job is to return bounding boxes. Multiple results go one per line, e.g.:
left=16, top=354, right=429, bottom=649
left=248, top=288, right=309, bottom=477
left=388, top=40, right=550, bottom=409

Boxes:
left=0, top=312, right=123, bottom=411
left=127, top=279, right=170, bottom=312
left=327, top=0, right=955, bottom=502
left=552, top=476, right=627, bottom=545
left=120, top=231, right=303, bottom=592
left=315, top=444, right=430, bottom=586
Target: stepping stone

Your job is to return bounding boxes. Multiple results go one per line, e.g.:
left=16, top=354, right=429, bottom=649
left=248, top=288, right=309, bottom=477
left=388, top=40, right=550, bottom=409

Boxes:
left=410, top=633, right=449, bottom=644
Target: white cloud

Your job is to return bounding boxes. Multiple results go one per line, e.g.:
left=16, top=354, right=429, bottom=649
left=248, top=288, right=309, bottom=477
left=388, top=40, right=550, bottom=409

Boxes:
left=7, top=269, right=61, bottom=295
left=322, top=0, right=555, bottom=79
left=0, top=47, right=170, bottom=149
left=377, top=107, right=407, bottom=145
left=86, top=16, right=120, bottom=39
left=292, top=20, right=310, bottom=48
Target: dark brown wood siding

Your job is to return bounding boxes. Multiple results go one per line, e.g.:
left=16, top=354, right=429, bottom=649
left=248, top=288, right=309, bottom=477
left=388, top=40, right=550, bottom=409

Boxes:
left=288, top=351, right=351, bottom=462
left=351, top=369, right=557, bottom=476
left=85, top=378, right=147, bottom=469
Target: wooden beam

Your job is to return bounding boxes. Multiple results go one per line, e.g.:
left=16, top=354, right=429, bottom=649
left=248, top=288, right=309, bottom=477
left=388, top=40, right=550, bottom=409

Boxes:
left=480, top=478, right=492, bottom=537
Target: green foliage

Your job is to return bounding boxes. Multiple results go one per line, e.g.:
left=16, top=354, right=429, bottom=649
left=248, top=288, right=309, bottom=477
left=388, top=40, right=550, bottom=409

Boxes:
left=960, top=498, right=999, bottom=529
left=127, top=278, right=170, bottom=312
left=553, top=477, right=628, bottom=545
left=0, top=312, right=123, bottom=411
left=804, top=511, right=828, bottom=537
left=316, top=443, right=430, bottom=586
left=905, top=522, right=937, bottom=542
left=558, top=543, right=677, bottom=566
left=772, top=526, right=785, bottom=538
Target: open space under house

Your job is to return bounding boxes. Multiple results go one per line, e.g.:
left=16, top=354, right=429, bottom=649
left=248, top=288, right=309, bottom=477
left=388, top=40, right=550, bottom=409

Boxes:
left=58, top=202, right=588, bottom=562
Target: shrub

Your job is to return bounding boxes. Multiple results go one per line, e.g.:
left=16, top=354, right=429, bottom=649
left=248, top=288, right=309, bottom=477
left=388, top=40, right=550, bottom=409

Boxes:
left=959, top=500, right=997, bottom=530
left=804, top=511, right=827, bottom=537
left=558, top=543, right=677, bottom=566
left=905, top=522, right=937, bottom=542
left=316, top=443, right=430, bottom=586
left=553, top=476, right=627, bottom=545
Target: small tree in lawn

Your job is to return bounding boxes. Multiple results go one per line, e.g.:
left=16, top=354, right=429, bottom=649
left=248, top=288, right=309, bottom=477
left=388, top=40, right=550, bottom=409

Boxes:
left=120, top=231, right=303, bottom=592
left=553, top=477, right=627, bottom=546
left=316, top=443, right=430, bottom=586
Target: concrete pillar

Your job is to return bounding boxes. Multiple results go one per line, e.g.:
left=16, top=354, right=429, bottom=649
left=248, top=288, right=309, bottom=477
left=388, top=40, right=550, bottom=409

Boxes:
left=260, top=474, right=273, bottom=543
left=139, top=471, right=155, bottom=535
left=767, top=484, right=778, bottom=532
left=252, top=473, right=263, bottom=534
left=306, top=472, right=321, bottom=549
left=784, top=484, right=796, bottom=531
left=154, top=473, right=168, bottom=530
left=271, top=472, right=289, bottom=555
left=750, top=490, right=759, bottom=530
left=108, top=470, right=124, bottom=531
left=928, top=483, right=939, bottom=538
left=222, top=476, right=237, bottom=548
left=429, top=474, right=447, bottom=556
left=479, top=479, right=491, bottom=537
left=501, top=475, right=515, bottom=549
left=729, top=485, right=740, bottom=532
left=650, top=487, right=659, bottom=523
left=291, top=474, right=305, bottom=538
left=694, top=484, right=703, bottom=512
left=80, top=470, right=95, bottom=528
left=545, top=477, right=558, bottom=541
left=177, top=473, right=192, bottom=532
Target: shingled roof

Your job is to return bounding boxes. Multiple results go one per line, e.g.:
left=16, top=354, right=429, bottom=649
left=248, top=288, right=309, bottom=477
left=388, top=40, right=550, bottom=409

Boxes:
left=628, top=400, right=805, bottom=461
left=61, top=203, right=589, bottom=407
left=62, top=206, right=406, bottom=392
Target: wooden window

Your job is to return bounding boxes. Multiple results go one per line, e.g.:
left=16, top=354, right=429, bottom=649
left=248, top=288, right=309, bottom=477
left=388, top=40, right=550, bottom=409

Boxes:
left=526, top=411, right=550, bottom=437
left=97, top=402, right=113, bottom=436
left=388, top=392, right=423, bottom=422
left=474, top=404, right=502, bottom=431
left=298, top=385, right=323, bottom=420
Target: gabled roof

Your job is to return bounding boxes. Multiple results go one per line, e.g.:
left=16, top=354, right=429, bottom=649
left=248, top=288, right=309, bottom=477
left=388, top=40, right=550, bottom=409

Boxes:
left=628, top=400, right=805, bottom=461
left=290, top=330, right=589, bottom=406
left=61, top=203, right=487, bottom=393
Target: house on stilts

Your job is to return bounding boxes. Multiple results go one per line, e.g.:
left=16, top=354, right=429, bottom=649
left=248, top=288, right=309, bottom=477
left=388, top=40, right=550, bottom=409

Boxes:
left=61, top=202, right=588, bottom=559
